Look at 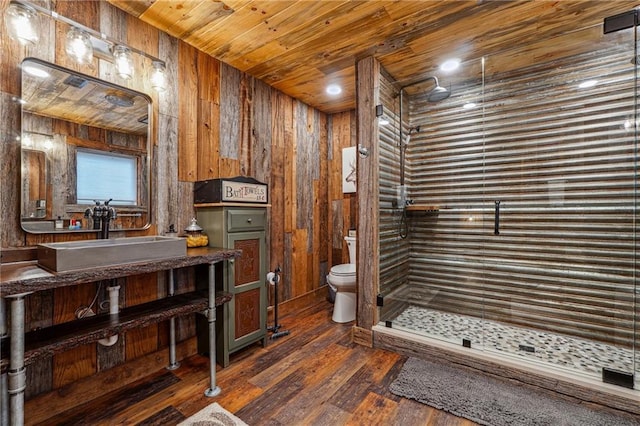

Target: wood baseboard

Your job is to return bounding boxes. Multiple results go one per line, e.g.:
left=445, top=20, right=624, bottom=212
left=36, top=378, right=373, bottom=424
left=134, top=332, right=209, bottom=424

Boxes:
left=352, top=326, right=373, bottom=347
left=268, top=285, right=329, bottom=322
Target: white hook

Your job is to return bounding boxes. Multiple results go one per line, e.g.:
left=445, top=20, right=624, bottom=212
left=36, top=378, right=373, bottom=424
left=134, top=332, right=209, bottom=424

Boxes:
left=358, top=144, right=369, bottom=158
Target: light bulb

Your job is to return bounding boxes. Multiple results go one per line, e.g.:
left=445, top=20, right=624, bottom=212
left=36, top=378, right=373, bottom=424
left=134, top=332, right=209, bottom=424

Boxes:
left=151, top=61, right=166, bottom=92
left=65, top=27, right=93, bottom=64
left=113, top=45, right=134, bottom=80
left=326, top=84, right=342, bottom=95
left=4, top=2, right=38, bottom=45
left=440, top=58, right=461, bottom=73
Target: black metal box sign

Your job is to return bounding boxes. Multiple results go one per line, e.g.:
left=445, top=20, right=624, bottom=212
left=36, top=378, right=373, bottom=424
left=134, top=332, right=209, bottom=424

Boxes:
left=194, top=176, right=268, bottom=204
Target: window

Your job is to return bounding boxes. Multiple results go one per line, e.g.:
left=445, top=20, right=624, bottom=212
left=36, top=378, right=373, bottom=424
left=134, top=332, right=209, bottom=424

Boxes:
left=76, top=149, right=137, bottom=205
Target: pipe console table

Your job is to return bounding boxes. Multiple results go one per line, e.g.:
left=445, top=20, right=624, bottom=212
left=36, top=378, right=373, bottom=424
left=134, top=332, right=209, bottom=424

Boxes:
left=0, top=246, right=241, bottom=426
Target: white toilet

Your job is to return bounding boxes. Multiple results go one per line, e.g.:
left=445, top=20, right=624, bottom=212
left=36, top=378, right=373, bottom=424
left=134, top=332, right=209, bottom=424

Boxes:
left=327, top=236, right=356, bottom=323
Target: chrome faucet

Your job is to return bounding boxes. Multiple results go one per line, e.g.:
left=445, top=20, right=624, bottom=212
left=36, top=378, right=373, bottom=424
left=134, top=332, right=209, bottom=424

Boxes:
left=84, top=199, right=117, bottom=239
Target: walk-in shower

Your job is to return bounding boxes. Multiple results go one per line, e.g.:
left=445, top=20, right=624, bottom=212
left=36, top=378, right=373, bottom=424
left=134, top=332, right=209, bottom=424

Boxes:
left=376, top=12, right=640, bottom=400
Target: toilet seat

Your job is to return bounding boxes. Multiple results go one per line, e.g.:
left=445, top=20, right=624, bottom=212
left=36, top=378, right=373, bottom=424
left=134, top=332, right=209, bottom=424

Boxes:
left=330, top=264, right=355, bottom=276
left=328, top=264, right=356, bottom=290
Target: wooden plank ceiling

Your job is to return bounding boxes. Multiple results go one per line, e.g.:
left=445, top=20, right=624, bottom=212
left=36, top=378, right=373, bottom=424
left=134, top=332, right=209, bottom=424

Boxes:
left=107, top=0, right=636, bottom=114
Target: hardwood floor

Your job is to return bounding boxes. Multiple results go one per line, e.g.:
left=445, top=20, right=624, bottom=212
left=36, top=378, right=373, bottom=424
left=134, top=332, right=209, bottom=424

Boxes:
left=25, top=301, right=477, bottom=425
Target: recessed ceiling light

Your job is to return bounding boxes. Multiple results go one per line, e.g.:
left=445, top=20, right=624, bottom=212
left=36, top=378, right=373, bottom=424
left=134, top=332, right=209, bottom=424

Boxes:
left=462, top=102, right=476, bottom=109
left=23, top=65, right=50, bottom=78
left=326, top=84, right=342, bottom=95
left=440, top=58, right=461, bottom=72
left=105, top=92, right=134, bottom=107
left=578, top=80, right=598, bottom=89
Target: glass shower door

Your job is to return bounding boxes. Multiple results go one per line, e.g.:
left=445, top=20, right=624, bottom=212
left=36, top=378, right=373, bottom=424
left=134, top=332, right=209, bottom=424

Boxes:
left=481, top=22, right=638, bottom=385
left=378, top=58, right=488, bottom=351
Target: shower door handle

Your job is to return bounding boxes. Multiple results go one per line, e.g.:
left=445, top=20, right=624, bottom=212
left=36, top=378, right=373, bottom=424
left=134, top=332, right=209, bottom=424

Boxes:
left=494, top=201, right=501, bottom=235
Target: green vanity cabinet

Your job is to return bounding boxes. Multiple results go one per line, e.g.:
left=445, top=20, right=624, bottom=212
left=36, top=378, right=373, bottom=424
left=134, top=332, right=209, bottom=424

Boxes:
left=196, top=205, right=268, bottom=367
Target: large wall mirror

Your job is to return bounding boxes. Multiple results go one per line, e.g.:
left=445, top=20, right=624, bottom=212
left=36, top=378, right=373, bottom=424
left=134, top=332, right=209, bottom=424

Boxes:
left=21, top=58, right=151, bottom=234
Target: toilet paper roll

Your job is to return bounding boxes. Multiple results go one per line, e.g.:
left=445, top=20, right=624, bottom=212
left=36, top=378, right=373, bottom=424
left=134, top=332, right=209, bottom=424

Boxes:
left=266, top=272, right=276, bottom=285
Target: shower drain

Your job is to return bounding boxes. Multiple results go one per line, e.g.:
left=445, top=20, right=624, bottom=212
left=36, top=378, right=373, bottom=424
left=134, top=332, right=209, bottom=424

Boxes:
left=518, top=344, right=535, bottom=353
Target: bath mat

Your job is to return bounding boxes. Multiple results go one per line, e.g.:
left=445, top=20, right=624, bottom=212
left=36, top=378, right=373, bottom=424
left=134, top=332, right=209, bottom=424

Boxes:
left=177, top=402, right=248, bottom=426
left=390, top=357, right=640, bottom=426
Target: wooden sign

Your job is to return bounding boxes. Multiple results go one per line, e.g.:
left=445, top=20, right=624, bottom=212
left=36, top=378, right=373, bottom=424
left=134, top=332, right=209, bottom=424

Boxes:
left=194, top=176, right=268, bottom=204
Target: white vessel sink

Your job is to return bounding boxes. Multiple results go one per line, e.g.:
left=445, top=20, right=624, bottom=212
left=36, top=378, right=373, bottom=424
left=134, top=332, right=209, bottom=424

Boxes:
left=37, top=236, right=187, bottom=272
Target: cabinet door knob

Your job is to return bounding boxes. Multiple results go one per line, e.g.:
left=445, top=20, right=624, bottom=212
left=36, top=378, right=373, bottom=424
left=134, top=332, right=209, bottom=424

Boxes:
left=247, top=218, right=252, bottom=223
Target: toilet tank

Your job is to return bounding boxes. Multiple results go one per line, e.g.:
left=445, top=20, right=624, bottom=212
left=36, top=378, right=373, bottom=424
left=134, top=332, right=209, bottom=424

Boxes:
left=345, top=236, right=356, bottom=264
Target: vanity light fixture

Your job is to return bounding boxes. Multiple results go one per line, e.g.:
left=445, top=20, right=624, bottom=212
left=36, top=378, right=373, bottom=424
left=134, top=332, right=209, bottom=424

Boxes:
left=150, top=61, right=167, bottom=92
left=4, top=1, right=38, bottom=45
left=65, top=27, right=93, bottom=64
left=4, top=0, right=167, bottom=91
left=113, top=45, right=134, bottom=80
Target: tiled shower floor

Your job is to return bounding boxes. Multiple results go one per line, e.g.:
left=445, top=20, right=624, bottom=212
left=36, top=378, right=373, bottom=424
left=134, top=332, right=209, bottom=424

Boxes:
left=391, top=305, right=637, bottom=378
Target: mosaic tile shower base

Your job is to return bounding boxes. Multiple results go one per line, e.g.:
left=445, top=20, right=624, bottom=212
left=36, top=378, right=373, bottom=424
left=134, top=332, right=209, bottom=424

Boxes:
left=392, top=305, right=637, bottom=377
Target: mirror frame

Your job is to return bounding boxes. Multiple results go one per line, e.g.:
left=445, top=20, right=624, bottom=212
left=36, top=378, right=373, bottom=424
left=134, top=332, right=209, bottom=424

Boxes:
left=20, top=58, right=152, bottom=234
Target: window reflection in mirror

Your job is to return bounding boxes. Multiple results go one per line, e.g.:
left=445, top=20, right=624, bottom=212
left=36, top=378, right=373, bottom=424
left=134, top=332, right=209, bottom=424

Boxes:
left=76, top=149, right=138, bottom=205
left=20, top=58, right=151, bottom=234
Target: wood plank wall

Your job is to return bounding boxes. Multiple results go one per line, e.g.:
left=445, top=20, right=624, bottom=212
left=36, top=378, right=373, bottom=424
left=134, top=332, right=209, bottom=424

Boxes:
left=382, top=30, right=639, bottom=348
left=355, top=56, right=380, bottom=333
left=0, top=0, right=355, bottom=398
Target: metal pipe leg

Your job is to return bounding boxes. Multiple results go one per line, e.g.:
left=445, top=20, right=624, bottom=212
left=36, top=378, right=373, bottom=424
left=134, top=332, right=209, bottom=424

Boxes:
left=8, top=296, right=26, bottom=426
left=204, top=263, right=221, bottom=397
left=1, top=372, right=8, bottom=426
left=166, top=269, right=180, bottom=370
left=1, top=297, right=8, bottom=426
left=167, top=318, right=179, bottom=370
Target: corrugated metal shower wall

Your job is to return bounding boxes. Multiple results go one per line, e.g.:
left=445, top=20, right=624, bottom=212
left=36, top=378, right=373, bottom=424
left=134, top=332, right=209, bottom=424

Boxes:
left=378, top=73, right=410, bottom=320
left=402, top=49, right=638, bottom=347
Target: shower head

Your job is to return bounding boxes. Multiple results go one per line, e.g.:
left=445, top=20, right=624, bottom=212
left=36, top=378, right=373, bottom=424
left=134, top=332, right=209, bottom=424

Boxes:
left=428, top=86, right=450, bottom=102
left=427, top=77, right=450, bottom=102
left=399, top=75, right=451, bottom=102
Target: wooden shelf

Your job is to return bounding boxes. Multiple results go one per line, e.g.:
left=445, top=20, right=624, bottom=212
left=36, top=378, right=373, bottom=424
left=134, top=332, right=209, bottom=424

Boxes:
left=0, top=246, right=241, bottom=297
left=405, top=204, right=440, bottom=212
left=1, top=291, right=232, bottom=371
